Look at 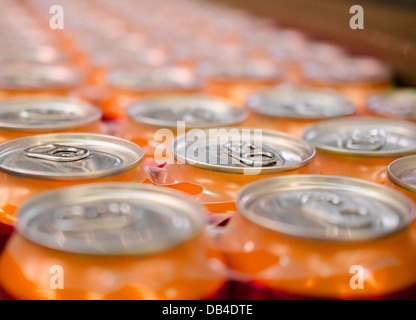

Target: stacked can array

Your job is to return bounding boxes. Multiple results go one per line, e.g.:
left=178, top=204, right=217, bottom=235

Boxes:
left=0, top=0, right=415, bottom=300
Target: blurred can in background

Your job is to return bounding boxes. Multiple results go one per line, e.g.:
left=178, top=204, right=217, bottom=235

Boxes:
left=245, top=86, right=356, bottom=137
left=220, top=175, right=416, bottom=299
left=100, top=65, right=202, bottom=120
left=118, top=95, right=248, bottom=162
left=366, top=88, right=416, bottom=120
left=300, top=56, right=392, bottom=114
left=0, top=62, right=84, bottom=99
left=200, top=58, right=285, bottom=106
left=303, top=117, right=416, bottom=184
left=0, top=183, right=226, bottom=300
left=0, top=97, right=104, bottom=144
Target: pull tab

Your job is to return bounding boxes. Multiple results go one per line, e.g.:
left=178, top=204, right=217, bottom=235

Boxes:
left=300, top=192, right=373, bottom=228
left=344, top=129, right=385, bottom=151
left=223, top=142, right=280, bottom=167
left=24, top=144, right=90, bottom=162
left=53, top=202, right=133, bottom=231
left=19, top=108, right=78, bottom=122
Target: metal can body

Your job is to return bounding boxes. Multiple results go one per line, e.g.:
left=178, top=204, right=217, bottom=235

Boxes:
left=219, top=175, right=416, bottom=299
left=148, top=128, right=317, bottom=214
left=118, top=95, right=248, bottom=161
left=244, top=86, right=356, bottom=137
left=100, top=66, right=202, bottom=120
left=0, top=97, right=104, bottom=144
left=0, top=133, right=147, bottom=237
left=303, top=117, right=416, bottom=184
left=0, top=183, right=226, bottom=300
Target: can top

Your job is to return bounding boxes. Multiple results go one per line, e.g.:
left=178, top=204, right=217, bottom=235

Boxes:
left=246, top=87, right=356, bottom=119
left=0, top=133, right=143, bottom=180
left=388, top=155, right=416, bottom=193
left=127, top=95, right=248, bottom=128
left=303, top=117, right=416, bottom=157
left=107, top=65, right=201, bottom=92
left=0, top=63, right=83, bottom=91
left=367, top=89, right=416, bottom=120
left=173, top=128, right=315, bottom=174
left=198, top=59, right=283, bottom=81
left=0, top=97, right=102, bottom=131
left=301, top=56, right=392, bottom=84
left=17, top=183, right=205, bottom=255
left=237, top=175, right=414, bottom=241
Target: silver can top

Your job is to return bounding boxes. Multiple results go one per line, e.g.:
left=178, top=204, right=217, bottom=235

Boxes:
left=107, top=65, right=201, bottom=92
left=367, top=89, right=416, bottom=120
left=237, top=175, right=414, bottom=241
left=388, top=155, right=416, bottom=193
left=0, top=63, right=83, bottom=91
left=0, top=97, right=101, bottom=131
left=127, top=95, right=248, bottom=128
left=303, top=117, right=416, bottom=157
left=246, top=87, right=356, bottom=119
left=173, top=128, right=315, bottom=174
left=17, top=183, right=205, bottom=255
left=198, top=59, right=283, bottom=80
left=0, top=133, right=143, bottom=180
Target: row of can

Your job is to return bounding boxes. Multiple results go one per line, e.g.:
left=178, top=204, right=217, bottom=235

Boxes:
left=0, top=91, right=415, bottom=298
left=0, top=0, right=395, bottom=120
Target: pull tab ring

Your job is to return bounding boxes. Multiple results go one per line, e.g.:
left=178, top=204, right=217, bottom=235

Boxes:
left=24, top=144, right=90, bottom=162
left=223, top=142, right=280, bottom=167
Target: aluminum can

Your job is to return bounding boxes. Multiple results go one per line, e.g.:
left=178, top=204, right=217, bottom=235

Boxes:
left=220, top=175, right=416, bottom=299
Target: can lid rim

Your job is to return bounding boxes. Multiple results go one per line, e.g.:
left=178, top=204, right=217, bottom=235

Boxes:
left=17, top=183, right=206, bottom=256
left=236, top=175, right=415, bottom=242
